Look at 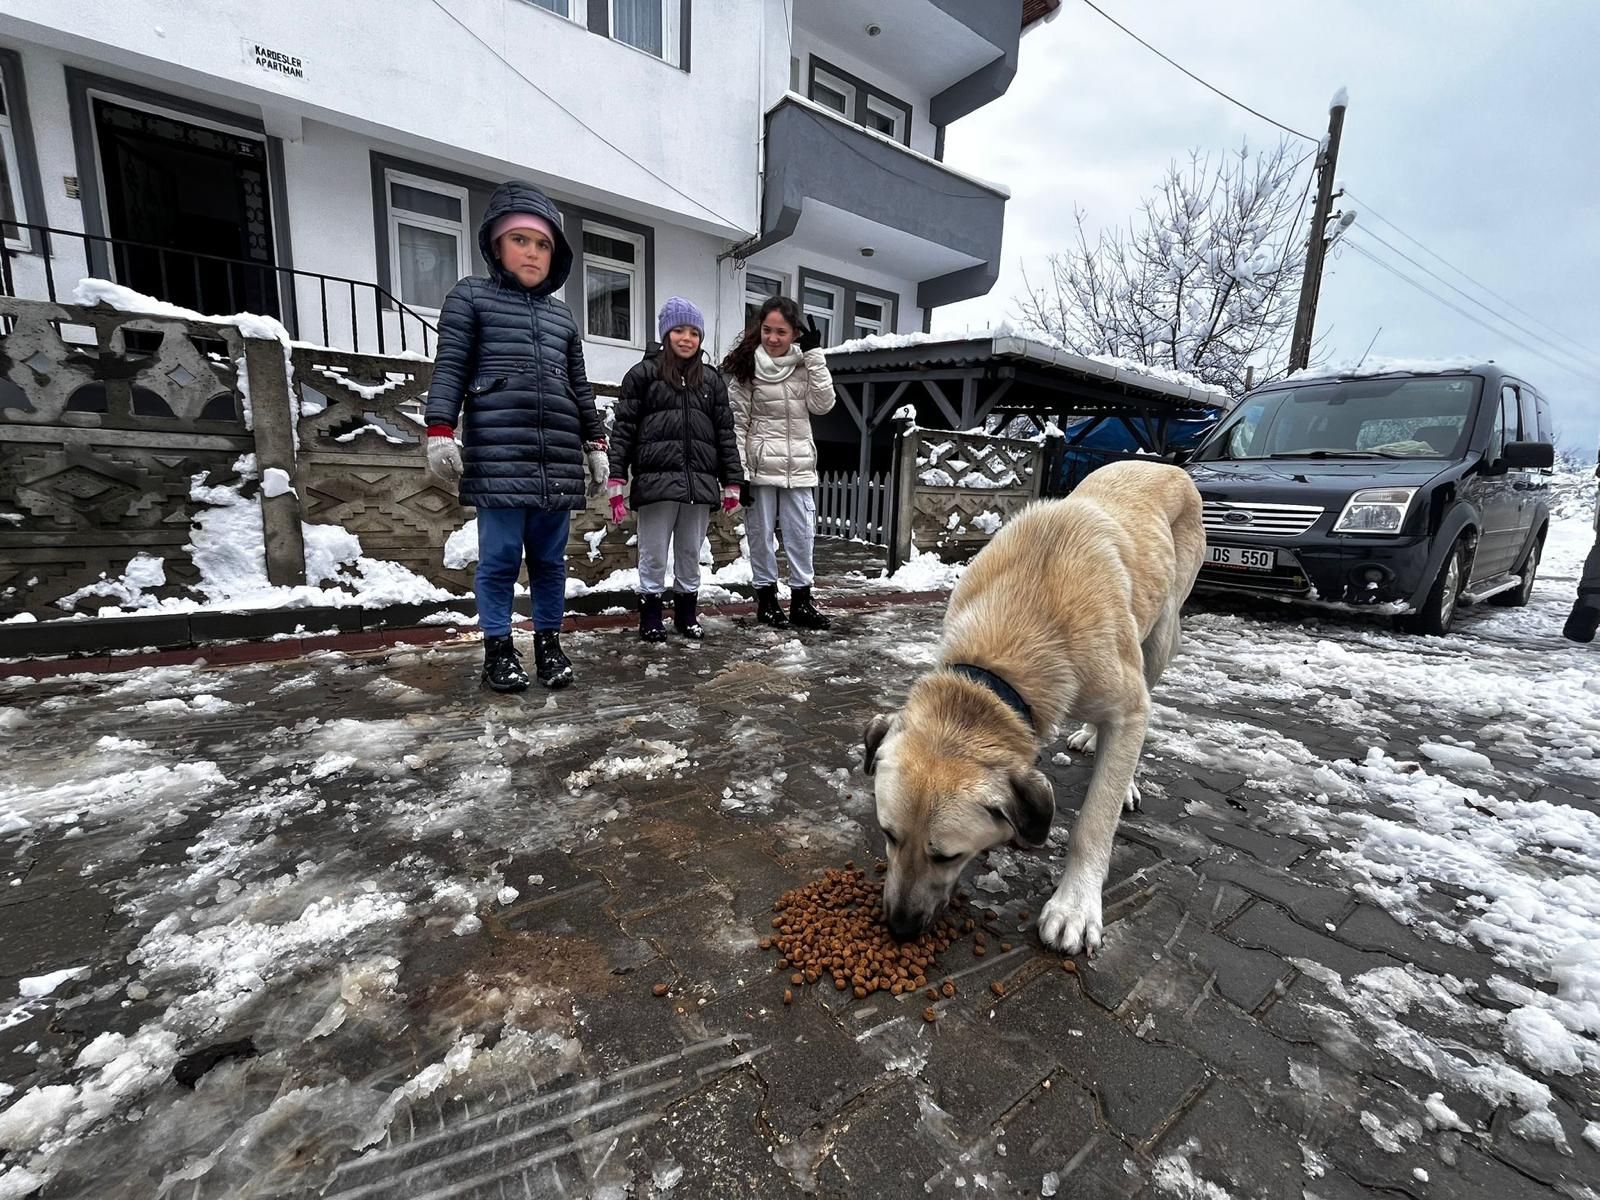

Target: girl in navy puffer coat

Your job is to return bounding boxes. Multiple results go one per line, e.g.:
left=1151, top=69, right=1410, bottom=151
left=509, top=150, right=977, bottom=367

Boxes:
left=424, top=181, right=608, bottom=693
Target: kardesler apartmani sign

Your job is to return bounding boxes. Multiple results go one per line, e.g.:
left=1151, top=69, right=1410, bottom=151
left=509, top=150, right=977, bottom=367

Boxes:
left=242, top=40, right=305, bottom=81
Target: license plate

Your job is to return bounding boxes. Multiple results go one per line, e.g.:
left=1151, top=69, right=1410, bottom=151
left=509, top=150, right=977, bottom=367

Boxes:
left=1207, top=545, right=1276, bottom=572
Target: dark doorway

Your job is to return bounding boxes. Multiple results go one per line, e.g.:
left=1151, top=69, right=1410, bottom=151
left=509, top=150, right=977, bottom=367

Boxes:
left=94, top=99, right=278, bottom=316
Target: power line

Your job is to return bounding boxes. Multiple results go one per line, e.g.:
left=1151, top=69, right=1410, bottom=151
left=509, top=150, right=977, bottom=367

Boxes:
left=425, top=0, right=747, bottom=232
left=1077, top=0, right=1317, bottom=143
left=1339, top=237, right=1590, bottom=382
left=1352, top=223, right=1600, bottom=373
left=1344, top=189, right=1600, bottom=365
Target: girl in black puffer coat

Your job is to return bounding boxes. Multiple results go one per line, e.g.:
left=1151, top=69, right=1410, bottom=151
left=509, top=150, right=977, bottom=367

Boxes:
left=606, top=297, right=742, bottom=641
left=423, top=181, right=609, bottom=692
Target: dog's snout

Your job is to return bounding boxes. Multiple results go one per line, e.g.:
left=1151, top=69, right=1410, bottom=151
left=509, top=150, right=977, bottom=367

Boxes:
left=886, top=909, right=925, bottom=943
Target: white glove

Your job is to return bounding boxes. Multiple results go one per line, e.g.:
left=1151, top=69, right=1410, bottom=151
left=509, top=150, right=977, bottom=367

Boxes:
left=585, top=447, right=609, bottom=498
left=427, top=435, right=463, bottom=484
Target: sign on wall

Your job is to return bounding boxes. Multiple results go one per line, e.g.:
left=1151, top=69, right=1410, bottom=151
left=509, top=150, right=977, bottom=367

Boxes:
left=242, top=39, right=306, bottom=82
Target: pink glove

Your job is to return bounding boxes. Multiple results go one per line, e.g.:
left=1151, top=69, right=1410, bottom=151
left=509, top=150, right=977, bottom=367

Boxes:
left=721, top=486, right=740, bottom=514
left=608, top=485, right=628, bottom=524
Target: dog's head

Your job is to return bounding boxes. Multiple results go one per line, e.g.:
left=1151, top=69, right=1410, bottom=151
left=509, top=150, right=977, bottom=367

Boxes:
left=862, top=683, right=1053, bottom=942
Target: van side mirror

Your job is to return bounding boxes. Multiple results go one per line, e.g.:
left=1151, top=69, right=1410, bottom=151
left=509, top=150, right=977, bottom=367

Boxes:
left=1502, top=440, right=1554, bottom=470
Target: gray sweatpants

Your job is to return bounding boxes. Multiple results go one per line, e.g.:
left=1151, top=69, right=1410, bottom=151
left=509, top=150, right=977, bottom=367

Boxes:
left=748, top=485, right=816, bottom=588
left=636, top=501, right=712, bottom=594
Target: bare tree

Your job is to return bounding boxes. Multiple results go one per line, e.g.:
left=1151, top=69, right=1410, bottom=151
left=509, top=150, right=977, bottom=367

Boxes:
left=1018, top=140, right=1312, bottom=396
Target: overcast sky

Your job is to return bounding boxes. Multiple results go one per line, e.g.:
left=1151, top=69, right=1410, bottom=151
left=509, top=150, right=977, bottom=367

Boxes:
left=937, top=0, right=1600, bottom=457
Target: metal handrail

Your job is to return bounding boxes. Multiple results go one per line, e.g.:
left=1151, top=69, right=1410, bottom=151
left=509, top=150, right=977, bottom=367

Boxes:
left=0, top=220, right=438, bottom=357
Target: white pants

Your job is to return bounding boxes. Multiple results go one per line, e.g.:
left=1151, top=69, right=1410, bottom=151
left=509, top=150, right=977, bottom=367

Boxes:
left=748, top=485, right=815, bottom=588
left=636, top=501, right=712, bottom=594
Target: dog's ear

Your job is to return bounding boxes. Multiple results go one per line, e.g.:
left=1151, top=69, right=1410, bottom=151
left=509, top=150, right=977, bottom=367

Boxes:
left=862, top=714, right=894, bottom=775
left=990, top=768, right=1055, bottom=847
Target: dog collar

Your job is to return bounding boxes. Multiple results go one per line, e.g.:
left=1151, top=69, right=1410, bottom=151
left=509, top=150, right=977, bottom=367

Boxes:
left=948, top=663, right=1035, bottom=734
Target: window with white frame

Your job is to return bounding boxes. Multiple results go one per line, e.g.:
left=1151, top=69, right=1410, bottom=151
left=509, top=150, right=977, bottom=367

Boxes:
left=743, top=268, right=788, bottom=326
left=0, top=68, right=29, bottom=252
left=525, top=0, right=587, bottom=18
left=809, top=67, right=856, bottom=118
left=802, top=282, right=840, bottom=348
left=852, top=292, right=891, bottom=339
left=583, top=222, right=646, bottom=346
left=385, top=171, right=469, bottom=312
left=612, top=0, right=682, bottom=67
left=863, top=95, right=905, bottom=143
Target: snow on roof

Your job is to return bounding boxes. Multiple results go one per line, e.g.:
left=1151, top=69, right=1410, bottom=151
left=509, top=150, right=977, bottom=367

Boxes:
left=825, top=324, right=1230, bottom=408
left=1284, top=355, right=1490, bottom=383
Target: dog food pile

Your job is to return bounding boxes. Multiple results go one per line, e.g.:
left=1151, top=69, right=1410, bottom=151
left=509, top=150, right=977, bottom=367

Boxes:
left=759, top=861, right=974, bottom=1001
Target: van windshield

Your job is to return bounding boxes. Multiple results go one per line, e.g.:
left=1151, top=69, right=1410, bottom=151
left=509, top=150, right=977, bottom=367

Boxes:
left=1195, top=376, right=1483, bottom=462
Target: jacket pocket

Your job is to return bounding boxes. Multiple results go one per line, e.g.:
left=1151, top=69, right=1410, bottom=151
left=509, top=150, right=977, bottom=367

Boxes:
left=468, top=375, right=507, bottom=397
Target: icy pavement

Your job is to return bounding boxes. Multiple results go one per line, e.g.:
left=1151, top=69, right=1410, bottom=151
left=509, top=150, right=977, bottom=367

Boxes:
left=1, top=522, right=1598, bottom=1199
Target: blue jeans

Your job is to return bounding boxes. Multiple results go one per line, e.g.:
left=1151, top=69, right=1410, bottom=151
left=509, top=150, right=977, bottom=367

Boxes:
left=475, top=508, right=570, bottom=637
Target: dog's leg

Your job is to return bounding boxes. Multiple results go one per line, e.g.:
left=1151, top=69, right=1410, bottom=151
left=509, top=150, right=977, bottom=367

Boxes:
left=1064, top=724, right=1098, bottom=753
left=1140, top=602, right=1181, bottom=692
left=1038, top=697, right=1150, bottom=956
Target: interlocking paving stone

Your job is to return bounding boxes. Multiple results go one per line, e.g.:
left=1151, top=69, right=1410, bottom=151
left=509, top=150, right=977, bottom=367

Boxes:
left=1223, top=898, right=1400, bottom=978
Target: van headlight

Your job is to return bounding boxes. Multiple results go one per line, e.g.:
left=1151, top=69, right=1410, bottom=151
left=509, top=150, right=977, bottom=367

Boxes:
left=1334, top=487, right=1418, bottom=533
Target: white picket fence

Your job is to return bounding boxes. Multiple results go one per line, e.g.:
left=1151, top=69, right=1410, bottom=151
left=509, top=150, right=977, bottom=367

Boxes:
left=816, top=470, right=891, bottom=545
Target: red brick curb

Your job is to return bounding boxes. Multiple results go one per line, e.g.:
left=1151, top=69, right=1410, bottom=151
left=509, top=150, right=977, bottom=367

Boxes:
left=0, top=591, right=948, bottom=681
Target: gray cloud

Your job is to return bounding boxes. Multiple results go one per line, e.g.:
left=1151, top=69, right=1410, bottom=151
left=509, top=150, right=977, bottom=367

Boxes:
left=937, top=0, right=1600, bottom=456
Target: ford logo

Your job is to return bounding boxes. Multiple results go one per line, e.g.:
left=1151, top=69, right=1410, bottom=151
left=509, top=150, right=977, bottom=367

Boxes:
left=1223, top=510, right=1253, bottom=525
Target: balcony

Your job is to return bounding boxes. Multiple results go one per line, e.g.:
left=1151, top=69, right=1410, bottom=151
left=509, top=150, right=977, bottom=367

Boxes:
left=759, top=96, right=1008, bottom=308
left=791, top=0, right=1032, bottom=124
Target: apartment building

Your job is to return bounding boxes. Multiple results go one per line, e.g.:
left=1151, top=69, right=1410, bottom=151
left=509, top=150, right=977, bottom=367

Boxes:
left=0, top=0, right=1056, bottom=380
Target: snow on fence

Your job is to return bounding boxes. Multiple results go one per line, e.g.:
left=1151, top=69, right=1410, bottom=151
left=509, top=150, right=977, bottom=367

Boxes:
left=0, top=295, right=743, bottom=620
left=887, top=425, right=1046, bottom=569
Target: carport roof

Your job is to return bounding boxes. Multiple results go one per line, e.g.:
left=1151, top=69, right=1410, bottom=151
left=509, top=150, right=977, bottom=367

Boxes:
left=822, top=333, right=1231, bottom=412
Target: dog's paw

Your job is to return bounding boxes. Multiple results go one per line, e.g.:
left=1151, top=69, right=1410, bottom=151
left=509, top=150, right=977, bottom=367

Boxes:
left=1038, top=878, right=1104, bottom=956
left=1064, top=724, right=1098, bottom=754
left=1124, top=781, right=1142, bottom=813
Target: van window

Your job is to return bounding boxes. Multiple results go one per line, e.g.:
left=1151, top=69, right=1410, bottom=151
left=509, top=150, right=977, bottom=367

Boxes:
left=1535, top=394, right=1554, bottom=445
left=1517, top=387, right=1541, bottom=446
left=1487, top=392, right=1508, bottom=463
left=1500, top=385, right=1523, bottom=440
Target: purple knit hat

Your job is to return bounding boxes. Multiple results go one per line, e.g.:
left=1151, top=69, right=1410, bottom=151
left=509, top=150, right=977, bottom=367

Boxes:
left=658, top=296, right=705, bottom=341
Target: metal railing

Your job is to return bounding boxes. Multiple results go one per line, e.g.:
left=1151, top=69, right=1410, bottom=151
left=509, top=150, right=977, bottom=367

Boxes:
left=0, top=221, right=437, bottom=357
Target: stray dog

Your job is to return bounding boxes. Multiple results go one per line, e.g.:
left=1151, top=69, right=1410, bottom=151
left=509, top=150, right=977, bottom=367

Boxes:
left=862, top=461, right=1204, bottom=954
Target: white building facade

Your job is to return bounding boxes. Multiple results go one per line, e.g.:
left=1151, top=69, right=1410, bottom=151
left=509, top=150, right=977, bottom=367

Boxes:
left=0, top=0, right=1054, bottom=381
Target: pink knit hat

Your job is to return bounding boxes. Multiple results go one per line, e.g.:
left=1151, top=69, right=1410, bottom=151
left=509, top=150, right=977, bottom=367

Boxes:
left=489, top=212, right=556, bottom=246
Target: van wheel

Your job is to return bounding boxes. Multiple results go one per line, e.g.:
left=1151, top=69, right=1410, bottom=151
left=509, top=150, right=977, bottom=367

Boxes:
left=1490, top=533, right=1542, bottom=608
left=1397, top=539, right=1465, bottom=635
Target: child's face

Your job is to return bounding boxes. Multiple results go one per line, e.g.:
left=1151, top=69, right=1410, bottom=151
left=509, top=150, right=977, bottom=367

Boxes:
left=761, top=312, right=795, bottom=357
left=497, top=229, right=553, bottom=288
left=666, top=325, right=702, bottom=360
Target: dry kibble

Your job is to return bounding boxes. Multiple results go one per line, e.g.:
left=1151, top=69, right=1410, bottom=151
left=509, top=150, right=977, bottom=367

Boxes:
left=1017, top=910, right=1030, bottom=921
left=941, top=981, right=956, bottom=998
left=1061, top=959, right=1078, bottom=973
left=974, top=944, right=987, bottom=957
left=651, top=983, right=669, bottom=997
left=783, top=989, right=793, bottom=1005
left=1001, top=942, right=1013, bottom=953
left=923, top=1006, right=938, bottom=1023
left=758, top=864, right=975, bottom=1004
left=926, top=987, right=938, bottom=999
left=991, top=981, right=1006, bottom=998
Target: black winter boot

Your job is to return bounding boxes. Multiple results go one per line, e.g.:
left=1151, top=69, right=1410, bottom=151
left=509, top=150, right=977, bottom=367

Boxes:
left=638, top=593, right=668, bottom=642
left=789, top=585, right=831, bottom=630
left=481, top=635, right=530, bottom=693
left=1565, top=595, right=1600, bottom=644
left=754, top=584, right=789, bottom=628
left=533, top=631, right=574, bottom=688
left=672, top=590, right=703, bottom=639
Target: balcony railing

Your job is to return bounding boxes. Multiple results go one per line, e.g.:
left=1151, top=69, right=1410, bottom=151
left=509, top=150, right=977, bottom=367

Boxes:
left=0, top=221, right=437, bottom=357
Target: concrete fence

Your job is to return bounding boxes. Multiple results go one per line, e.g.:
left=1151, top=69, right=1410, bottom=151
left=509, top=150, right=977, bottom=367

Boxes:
left=0, top=296, right=739, bottom=621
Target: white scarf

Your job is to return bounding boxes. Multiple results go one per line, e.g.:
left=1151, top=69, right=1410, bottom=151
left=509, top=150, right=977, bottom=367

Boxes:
left=754, top=345, right=804, bottom=384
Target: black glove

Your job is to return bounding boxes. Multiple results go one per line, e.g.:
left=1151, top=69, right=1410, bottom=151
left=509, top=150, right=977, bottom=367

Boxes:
left=739, top=479, right=753, bottom=509
left=796, top=315, right=823, bottom=354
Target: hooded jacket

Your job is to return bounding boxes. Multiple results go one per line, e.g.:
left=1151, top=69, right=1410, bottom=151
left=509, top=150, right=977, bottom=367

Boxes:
left=728, top=347, right=836, bottom=489
left=424, top=181, right=604, bottom=509
left=607, top=350, right=742, bottom=508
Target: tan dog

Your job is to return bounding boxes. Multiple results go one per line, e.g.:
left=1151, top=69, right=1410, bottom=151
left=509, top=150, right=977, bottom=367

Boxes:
left=862, top=461, right=1204, bottom=954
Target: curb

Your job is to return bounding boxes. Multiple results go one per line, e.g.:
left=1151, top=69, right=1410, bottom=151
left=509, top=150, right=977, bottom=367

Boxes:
left=0, top=591, right=948, bottom=680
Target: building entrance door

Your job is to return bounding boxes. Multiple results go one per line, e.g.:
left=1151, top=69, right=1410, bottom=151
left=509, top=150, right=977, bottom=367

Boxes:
left=94, top=98, right=278, bottom=316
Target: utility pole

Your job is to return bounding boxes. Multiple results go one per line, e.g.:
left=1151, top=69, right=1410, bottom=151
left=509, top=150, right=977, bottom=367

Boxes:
left=1289, top=88, right=1349, bottom=371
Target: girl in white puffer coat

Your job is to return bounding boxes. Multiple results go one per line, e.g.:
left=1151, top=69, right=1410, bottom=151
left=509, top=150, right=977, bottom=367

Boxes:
left=721, top=295, right=837, bottom=629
